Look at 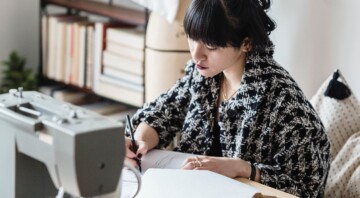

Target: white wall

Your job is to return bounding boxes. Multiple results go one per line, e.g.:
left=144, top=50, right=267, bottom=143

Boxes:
left=269, top=1, right=360, bottom=99
left=1, top=1, right=359, bottom=99
left=0, top=0, right=39, bottom=77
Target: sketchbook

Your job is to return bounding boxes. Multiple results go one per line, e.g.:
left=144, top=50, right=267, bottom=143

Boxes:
left=121, top=149, right=262, bottom=198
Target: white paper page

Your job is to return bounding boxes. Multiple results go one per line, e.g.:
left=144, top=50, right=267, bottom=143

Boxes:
left=141, top=149, right=195, bottom=172
left=120, top=169, right=140, bottom=198
left=121, top=149, right=195, bottom=198
left=137, top=169, right=262, bottom=198
left=121, top=149, right=262, bottom=198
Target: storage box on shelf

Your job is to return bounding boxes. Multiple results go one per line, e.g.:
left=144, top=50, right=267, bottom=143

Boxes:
left=143, top=0, right=192, bottom=102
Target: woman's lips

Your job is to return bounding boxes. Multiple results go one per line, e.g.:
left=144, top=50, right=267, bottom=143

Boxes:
left=196, top=64, right=207, bottom=70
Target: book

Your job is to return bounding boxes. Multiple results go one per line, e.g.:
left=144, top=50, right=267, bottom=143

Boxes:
left=103, top=66, right=143, bottom=85
left=94, top=78, right=144, bottom=107
left=93, top=21, right=133, bottom=91
left=46, top=14, right=87, bottom=80
left=47, top=14, right=70, bottom=80
left=106, top=40, right=144, bottom=61
left=69, top=21, right=88, bottom=86
left=41, top=15, right=48, bottom=76
left=54, top=20, right=67, bottom=81
left=77, top=22, right=93, bottom=87
left=102, top=50, right=143, bottom=75
left=99, top=74, right=144, bottom=92
left=106, top=26, right=145, bottom=50
left=85, top=25, right=95, bottom=89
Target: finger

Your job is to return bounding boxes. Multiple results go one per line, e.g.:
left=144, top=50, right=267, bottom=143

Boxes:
left=136, top=146, right=147, bottom=157
left=182, top=162, right=194, bottom=170
left=195, top=159, right=203, bottom=167
left=194, top=167, right=207, bottom=170
left=125, top=137, right=133, bottom=148
left=195, top=156, right=207, bottom=162
left=126, top=150, right=137, bottom=159
left=136, top=141, right=148, bottom=158
left=181, top=158, right=191, bottom=167
left=126, top=144, right=137, bottom=158
left=125, top=138, right=144, bottom=158
left=182, top=157, right=196, bottom=166
left=125, top=157, right=138, bottom=168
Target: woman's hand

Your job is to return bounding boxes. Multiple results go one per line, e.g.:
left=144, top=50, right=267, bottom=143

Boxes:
left=182, top=156, right=253, bottom=179
left=124, top=122, right=160, bottom=169
left=125, top=137, right=149, bottom=168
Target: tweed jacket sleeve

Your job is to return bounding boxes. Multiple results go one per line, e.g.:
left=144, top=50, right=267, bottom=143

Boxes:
left=252, top=86, right=330, bottom=198
left=132, top=60, right=194, bottom=148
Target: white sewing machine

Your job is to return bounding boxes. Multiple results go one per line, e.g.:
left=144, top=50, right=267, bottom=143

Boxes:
left=0, top=88, right=125, bottom=197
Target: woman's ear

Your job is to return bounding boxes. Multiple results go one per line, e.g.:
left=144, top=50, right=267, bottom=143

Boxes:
left=241, top=37, right=252, bottom=52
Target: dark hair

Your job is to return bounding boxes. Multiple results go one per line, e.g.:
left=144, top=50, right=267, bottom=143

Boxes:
left=183, top=0, right=276, bottom=51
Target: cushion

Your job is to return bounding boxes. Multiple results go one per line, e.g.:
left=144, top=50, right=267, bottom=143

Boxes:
left=324, top=132, right=360, bottom=198
left=310, top=69, right=360, bottom=161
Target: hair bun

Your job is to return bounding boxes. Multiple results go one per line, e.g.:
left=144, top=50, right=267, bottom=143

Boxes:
left=258, top=0, right=271, bottom=10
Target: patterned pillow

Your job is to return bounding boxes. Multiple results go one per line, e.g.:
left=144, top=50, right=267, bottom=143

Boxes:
left=324, top=132, right=360, bottom=198
left=310, top=70, right=360, bottom=161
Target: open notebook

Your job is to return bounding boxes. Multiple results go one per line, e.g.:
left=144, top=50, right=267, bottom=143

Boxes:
left=121, top=149, right=262, bottom=198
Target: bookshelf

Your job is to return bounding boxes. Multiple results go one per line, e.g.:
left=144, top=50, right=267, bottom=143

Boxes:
left=39, top=0, right=148, bottom=107
left=41, top=0, right=146, bottom=25
left=39, top=0, right=191, bottom=107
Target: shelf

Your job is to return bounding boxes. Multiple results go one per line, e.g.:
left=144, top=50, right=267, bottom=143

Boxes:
left=41, top=76, right=95, bottom=94
left=42, top=0, right=146, bottom=25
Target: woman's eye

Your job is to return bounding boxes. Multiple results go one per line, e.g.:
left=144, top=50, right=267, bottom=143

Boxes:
left=205, top=45, right=217, bottom=50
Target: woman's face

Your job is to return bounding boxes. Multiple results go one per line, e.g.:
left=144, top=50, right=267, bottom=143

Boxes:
left=188, top=38, right=247, bottom=77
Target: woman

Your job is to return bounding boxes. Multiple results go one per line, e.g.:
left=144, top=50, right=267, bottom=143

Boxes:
left=126, top=0, right=330, bottom=197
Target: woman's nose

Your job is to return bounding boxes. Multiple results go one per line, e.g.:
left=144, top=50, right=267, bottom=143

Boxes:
left=190, top=41, right=206, bottom=62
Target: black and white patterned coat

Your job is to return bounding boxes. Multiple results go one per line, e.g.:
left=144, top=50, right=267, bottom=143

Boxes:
left=132, top=45, right=330, bottom=197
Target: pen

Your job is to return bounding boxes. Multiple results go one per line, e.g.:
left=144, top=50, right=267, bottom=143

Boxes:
left=126, top=114, right=142, bottom=173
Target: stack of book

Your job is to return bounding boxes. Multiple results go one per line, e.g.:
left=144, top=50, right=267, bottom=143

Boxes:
left=42, top=14, right=95, bottom=88
left=42, top=13, right=146, bottom=107
left=94, top=26, right=145, bottom=107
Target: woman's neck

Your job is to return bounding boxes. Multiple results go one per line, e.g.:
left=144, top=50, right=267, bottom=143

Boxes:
left=222, top=59, right=246, bottom=91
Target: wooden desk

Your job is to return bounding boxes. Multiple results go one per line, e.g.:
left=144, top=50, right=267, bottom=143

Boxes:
left=235, top=178, right=298, bottom=198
